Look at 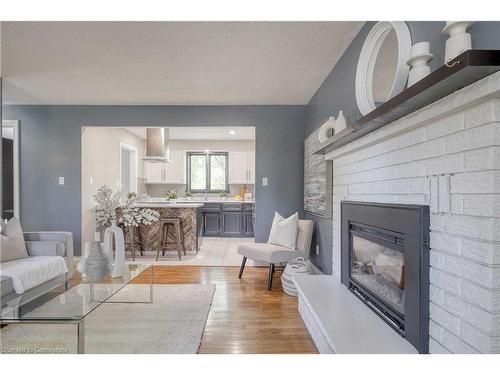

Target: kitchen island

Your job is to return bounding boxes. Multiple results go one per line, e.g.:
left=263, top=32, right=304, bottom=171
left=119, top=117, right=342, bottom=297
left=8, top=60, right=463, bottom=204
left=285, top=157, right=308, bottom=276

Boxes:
left=132, top=202, right=204, bottom=253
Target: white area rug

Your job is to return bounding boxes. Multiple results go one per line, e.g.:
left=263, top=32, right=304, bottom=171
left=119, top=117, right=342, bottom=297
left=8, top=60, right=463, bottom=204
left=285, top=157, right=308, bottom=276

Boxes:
left=0, top=284, right=215, bottom=354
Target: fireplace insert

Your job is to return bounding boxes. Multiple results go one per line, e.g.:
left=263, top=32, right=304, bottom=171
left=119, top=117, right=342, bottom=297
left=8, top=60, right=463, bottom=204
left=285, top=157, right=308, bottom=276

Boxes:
left=341, top=201, right=430, bottom=353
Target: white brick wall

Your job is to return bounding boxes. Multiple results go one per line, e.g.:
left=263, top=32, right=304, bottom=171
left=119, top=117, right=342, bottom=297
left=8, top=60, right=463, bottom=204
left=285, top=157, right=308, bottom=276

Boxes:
left=324, top=72, right=500, bottom=353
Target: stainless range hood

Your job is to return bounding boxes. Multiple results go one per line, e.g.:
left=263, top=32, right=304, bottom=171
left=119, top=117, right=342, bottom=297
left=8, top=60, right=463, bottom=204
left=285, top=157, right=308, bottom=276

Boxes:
left=143, top=127, right=172, bottom=163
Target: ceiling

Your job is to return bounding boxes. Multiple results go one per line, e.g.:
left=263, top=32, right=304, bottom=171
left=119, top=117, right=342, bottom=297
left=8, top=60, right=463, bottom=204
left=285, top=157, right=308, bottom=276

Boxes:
left=126, top=126, right=255, bottom=140
left=1, top=21, right=364, bottom=105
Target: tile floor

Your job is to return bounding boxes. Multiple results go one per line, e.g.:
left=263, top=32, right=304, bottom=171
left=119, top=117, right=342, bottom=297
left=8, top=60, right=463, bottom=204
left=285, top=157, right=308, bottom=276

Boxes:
left=125, top=237, right=257, bottom=266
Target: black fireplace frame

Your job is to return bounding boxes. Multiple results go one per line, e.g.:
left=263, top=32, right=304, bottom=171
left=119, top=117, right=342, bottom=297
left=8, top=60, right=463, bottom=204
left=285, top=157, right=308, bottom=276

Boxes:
left=341, top=201, right=430, bottom=353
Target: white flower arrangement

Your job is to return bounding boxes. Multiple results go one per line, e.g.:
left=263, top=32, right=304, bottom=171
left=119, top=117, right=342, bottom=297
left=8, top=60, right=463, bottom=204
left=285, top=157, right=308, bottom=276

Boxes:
left=93, top=185, right=160, bottom=228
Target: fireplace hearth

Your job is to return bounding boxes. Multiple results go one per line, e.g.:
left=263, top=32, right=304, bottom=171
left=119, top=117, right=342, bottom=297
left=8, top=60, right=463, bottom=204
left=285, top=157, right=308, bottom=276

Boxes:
left=341, top=201, right=430, bottom=353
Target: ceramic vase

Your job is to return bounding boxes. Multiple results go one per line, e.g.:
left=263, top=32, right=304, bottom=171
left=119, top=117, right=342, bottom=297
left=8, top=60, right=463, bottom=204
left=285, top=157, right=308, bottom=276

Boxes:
left=442, top=21, right=474, bottom=63
left=334, top=111, right=347, bottom=134
left=318, top=116, right=336, bottom=143
left=407, top=42, right=434, bottom=87
left=86, top=238, right=109, bottom=281
left=103, top=219, right=126, bottom=278
left=76, top=241, right=91, bottom=275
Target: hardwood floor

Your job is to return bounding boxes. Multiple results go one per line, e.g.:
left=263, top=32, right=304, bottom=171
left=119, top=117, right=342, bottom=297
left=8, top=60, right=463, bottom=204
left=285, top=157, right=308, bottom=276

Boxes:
left=132, top=266, right=318, bottom=354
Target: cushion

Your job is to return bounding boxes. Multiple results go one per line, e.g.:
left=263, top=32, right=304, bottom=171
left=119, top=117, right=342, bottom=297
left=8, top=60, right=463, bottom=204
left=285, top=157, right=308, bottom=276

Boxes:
left=267, top=212, right=298, bottom=249
left=1, top=218, right=29, bottom=262
left=238, top=242, right=302, bottom=264
left=25, top=241, right=66, bottom=257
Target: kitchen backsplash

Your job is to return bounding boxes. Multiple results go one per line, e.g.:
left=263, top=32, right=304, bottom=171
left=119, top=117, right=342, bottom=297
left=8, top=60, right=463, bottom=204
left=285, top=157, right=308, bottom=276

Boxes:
left=145, top=184, right=254, bottom=199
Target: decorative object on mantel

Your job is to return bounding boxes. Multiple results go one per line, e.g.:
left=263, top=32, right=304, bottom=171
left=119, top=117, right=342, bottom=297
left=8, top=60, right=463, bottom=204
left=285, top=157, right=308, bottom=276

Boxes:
left=305, top=126, right=333, bottom=218
left=86, top=232, right=109, bottom=281
left=318, top=116, right=336, bottom=143
left=334, top=111, right=347, bottom=133
left=313, top=50, right=500, bottom=155
left=355, top=21, right=412, bottom=115
left=442, top=21, right=474, bottom=64
left=407, top=42, right=434, bottom=87
left=281, top=257, right=309, bottom=297
left=93, top=185, right=160, bottom=278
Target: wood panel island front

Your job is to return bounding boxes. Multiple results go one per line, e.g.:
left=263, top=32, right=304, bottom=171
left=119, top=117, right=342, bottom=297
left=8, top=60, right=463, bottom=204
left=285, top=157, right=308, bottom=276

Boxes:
left=132, top=202, right=204, bottom=253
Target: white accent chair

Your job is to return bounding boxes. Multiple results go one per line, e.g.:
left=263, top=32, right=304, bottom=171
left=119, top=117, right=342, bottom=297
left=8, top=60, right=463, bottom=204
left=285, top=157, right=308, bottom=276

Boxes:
left=237, top=219, right=314, bottom=290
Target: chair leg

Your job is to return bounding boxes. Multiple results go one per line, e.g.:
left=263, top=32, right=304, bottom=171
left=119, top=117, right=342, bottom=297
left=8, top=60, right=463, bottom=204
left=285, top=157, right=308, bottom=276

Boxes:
left=238, top=256, right=247, bottom=279
left=130, top=228, right=136, bottom=262
left=175, top=222, right=183, bottom=261
left=268, top=263, right=275, bottom=291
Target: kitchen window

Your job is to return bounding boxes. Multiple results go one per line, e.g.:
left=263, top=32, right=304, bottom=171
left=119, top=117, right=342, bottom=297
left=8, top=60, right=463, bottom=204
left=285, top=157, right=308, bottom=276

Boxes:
left=187, top=152, right=229, bottom=193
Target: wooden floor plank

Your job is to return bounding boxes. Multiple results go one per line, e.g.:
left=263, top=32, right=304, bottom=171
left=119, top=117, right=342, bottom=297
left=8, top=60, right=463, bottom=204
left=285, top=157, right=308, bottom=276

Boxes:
left=132, top=266, right=318, bottom=354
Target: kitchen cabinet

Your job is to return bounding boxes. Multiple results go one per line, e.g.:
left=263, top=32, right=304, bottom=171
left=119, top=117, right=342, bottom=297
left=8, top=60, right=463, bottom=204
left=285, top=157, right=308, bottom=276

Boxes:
left=242, top=204, right=254, bottom=237
left=229, top=151, right=255, bottom=184
left=201, top=202, right=254, bottom=237
left=163, top=151, right=185, bottom=183
left=201, top=203, right=222, bottom=237
left=144, top=151, right=185, bottom=184
left=221, top=204, right=243, bottom=237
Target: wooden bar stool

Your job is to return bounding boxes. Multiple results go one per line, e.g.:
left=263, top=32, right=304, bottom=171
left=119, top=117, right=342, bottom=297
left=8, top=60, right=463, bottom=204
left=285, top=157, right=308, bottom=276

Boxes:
left=157, top=218, right=186, bottom=261
left=118, top=223, right=143, bottom=261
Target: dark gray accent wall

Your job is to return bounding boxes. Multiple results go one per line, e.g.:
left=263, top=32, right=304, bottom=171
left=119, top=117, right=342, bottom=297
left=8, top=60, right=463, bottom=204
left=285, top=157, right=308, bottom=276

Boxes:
left=305, top=21, right=500, bottom=274
left=2, top=105, right=306, bottom=254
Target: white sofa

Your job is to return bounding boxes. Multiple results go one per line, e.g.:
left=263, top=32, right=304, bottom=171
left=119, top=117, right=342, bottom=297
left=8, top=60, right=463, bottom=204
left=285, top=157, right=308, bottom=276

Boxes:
left=0, top=231, right=74, bottom=311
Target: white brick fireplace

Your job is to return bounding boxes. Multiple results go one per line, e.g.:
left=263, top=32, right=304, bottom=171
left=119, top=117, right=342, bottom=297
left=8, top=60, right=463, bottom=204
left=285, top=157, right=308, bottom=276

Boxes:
left=324, top=72, right=500, bottom=353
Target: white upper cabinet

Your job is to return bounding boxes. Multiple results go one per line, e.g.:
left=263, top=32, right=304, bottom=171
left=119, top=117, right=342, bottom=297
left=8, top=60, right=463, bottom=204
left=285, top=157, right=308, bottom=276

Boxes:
left=229, top=151, right=255, bottom=184
left=144, top=151, right=185, bottom=184
left=164, top=151, right=185, bottom=184
left=144, top=161, right=165, bottom=184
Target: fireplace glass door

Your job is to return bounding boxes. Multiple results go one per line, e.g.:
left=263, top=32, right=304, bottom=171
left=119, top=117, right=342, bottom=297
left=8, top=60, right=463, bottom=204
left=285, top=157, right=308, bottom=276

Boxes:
left=350, top=225, right=405, bottom=316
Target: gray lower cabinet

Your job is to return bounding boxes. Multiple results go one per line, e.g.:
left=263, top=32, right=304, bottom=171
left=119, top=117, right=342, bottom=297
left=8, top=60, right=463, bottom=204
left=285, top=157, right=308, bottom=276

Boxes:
left=242, top=212, right=254, bottom=236
left=201, top=203, right=254, bottom=237
left=222, top=211, right=242, bottom=236
left=202, top=212, right=221, bottom=236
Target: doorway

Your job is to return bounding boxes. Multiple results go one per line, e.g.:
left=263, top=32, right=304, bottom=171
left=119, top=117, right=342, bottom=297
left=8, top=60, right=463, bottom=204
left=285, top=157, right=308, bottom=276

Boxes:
left=120, top=143, right=138, bottom=195
left=1, top=120, right=20, bottom=221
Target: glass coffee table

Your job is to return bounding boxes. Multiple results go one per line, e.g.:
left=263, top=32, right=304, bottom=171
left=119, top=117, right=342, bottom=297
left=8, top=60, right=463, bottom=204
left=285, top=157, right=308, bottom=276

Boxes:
left=0, top=263, right=153, bottom=354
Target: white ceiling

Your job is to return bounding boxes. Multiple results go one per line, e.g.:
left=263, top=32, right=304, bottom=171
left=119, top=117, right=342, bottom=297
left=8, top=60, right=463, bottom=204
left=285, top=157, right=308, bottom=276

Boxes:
left=127, top=126, right=255, bottom=140
left=1, top=21, right=364, bottom=105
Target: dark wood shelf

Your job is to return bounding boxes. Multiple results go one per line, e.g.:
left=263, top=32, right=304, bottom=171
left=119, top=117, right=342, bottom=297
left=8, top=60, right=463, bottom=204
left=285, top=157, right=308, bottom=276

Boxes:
left=314, top=50, right=500, bottom=155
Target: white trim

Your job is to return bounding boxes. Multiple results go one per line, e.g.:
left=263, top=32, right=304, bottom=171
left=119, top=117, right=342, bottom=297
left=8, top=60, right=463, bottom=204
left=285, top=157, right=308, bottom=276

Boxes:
left=2, top=120, right=20, bottom=221
left=355, top=21, right=411, bottom=115
left=119, top=142, right=138, bottom=194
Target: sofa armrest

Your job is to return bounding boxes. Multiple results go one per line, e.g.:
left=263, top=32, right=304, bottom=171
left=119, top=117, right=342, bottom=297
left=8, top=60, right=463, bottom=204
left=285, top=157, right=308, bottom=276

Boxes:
left=23, top=232, right=74, bottom=279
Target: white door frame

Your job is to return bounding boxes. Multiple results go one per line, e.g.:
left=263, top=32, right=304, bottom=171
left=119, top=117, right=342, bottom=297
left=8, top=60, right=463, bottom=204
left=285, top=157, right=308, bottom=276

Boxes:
left=2, top=120, right=21, bottom=220
left=119, top=142, right=138, bottom=194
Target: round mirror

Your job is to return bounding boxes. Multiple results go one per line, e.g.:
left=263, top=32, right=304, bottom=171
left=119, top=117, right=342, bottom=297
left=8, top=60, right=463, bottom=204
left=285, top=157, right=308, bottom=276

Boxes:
left=355, top=22, right=411, bottom=116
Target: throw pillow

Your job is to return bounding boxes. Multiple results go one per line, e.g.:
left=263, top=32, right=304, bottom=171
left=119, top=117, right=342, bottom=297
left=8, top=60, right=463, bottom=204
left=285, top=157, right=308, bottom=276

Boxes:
left=267, top=212, right=299, bottom=249
left=1, top=217, right=29, bottom=262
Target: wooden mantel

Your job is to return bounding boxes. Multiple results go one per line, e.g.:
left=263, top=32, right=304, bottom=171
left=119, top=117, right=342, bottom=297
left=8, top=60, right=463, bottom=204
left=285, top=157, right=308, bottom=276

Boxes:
left=314, top=50, right=500, bottom=155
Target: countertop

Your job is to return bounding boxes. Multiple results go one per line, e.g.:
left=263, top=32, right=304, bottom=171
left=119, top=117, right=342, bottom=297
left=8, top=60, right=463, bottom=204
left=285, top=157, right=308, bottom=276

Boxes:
left=134, top=202, right=204, bottom=208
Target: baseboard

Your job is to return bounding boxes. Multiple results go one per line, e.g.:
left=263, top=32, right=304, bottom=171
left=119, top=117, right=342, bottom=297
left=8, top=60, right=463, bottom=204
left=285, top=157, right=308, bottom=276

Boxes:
left=307, top=260, right=323, bottom=275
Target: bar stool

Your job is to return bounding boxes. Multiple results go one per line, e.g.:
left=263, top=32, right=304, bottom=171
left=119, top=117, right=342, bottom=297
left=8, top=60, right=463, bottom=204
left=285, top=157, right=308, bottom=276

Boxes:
left=118, top=223, right=143, bottom=261
left=157, top=218, right=186, bottom=261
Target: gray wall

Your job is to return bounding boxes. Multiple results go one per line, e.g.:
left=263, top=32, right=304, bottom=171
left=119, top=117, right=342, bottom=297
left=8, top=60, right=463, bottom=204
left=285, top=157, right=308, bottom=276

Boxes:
left=2, top=105, right=306, bottom=254
left=305, top=21, right=500, bottom=274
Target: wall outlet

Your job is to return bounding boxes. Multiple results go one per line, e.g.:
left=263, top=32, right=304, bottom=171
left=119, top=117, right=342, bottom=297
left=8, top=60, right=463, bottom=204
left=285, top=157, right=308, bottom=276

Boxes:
left=262, top=177, right=268, bottom=186
left=58, top=177, right=65, bottom=185
left=316, top=244, right=320, bottom=256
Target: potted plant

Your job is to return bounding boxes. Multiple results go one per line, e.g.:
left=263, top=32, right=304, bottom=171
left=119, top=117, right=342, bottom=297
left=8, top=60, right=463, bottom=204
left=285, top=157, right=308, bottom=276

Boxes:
left=165, top=189, right=178, bottom=201
left=184, top=190, right=192, bottom=200
left=220, top=191, right=230, bottom=201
